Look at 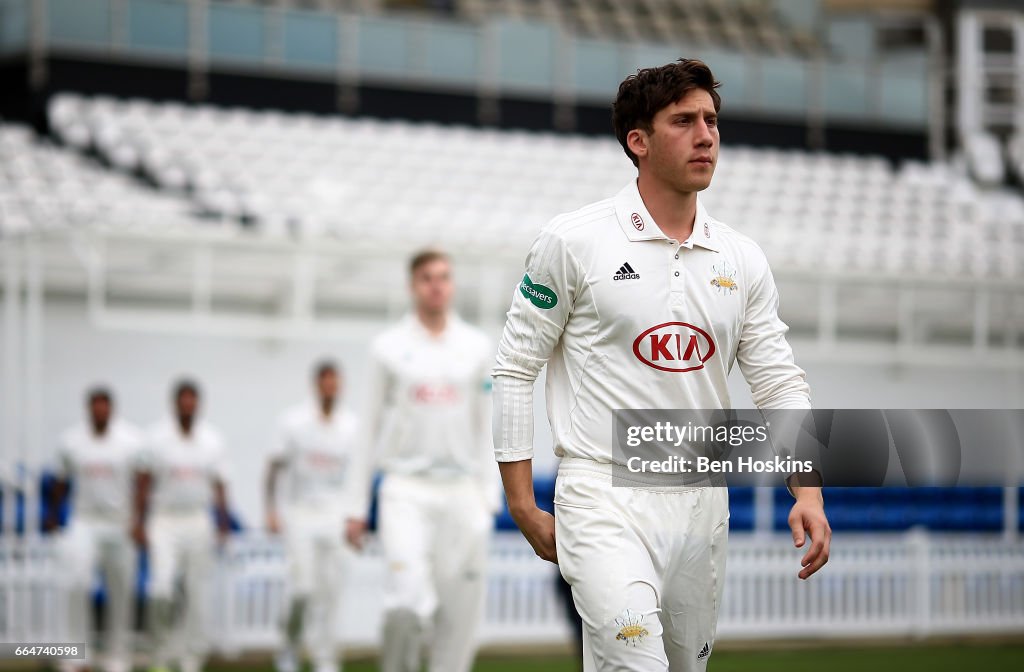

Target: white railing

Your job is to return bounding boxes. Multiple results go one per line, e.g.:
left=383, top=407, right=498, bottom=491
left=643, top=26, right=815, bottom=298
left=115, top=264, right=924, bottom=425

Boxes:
left=2, top=531, right=1024, bottom=654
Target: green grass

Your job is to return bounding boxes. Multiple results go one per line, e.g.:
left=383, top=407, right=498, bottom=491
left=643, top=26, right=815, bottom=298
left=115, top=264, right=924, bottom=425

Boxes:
left=207, top=644, right=1024, bottom=672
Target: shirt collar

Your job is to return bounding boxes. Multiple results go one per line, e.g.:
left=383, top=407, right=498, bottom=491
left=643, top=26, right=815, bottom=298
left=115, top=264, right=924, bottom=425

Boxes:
left=404, top=312, right=457, bottom=341
left=613, top=179, right=721, bottom=251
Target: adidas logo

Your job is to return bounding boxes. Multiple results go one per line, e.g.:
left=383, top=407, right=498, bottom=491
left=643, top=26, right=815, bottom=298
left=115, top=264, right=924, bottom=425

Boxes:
left=613, top=262, right=640, bottom=281
left=697, top=642, right=710, bottom=660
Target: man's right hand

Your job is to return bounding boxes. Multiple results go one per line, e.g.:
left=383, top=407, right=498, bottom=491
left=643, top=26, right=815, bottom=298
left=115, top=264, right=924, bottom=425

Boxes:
left=511, top=505, right=557, bottom=564
left=345, top=518, right=367, bottom=550
left=266, top=510, right=282, bottom=535
left=131, top=520, right=147, bottom=549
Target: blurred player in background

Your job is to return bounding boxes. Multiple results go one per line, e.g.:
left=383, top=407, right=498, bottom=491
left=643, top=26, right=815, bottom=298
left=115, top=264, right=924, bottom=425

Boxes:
left=48, top=387, right=142, bottom=672
left=346, top=249, right=500, bottom=672
left=493, top=59, right=831, bottom=671
left=265, top=360, right=359, bottom=672
left=133, top=380, right=232, bottom=672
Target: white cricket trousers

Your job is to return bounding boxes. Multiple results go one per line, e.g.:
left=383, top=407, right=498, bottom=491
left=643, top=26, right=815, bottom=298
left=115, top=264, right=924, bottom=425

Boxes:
left=146, top=511, right=215, bottom=672
left=554, top=459, right=729, bottom=672
left=378, top=473, right=492, bottom=672
left=57, top=515, right=136, bottom=671
left=281, top=502, right=349, bottom=669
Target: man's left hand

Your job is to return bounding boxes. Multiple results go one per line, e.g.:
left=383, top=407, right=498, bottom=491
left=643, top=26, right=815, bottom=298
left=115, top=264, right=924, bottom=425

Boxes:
left=787, top=489, right=831, bottom=580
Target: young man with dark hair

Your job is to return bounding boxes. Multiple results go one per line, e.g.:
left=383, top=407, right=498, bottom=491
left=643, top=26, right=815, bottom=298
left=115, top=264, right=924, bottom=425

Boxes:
left=266, top=361, right=359, bottom=672
left=346, top=249, right=500, bottom=672
left=51, top=387, right=143, bottom=672
left=492, top=59, right=831, bottom=671
left=134, top=380, right=232, bottom=672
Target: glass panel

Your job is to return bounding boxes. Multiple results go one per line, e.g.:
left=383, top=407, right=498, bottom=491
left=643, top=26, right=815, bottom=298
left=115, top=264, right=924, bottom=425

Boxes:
left=0, top=0, right=28, bottom=53
left=283, top=10, right=337, bottom=70
left=128, top=0, right=188, bottom=55
left=823, top=61, right=870, bottom=120
left=497, top=19, right=553, bottom=92
left=827, top=17, right=874, bottom=60
left=879, top=66, right=927, bottom=125
left=49, top=0, right=110, bottom=47
left=757, top=55, right=808, bottom=116
left=423, top=22, right=477, bottom=85
left=573, top=37, right=621, bottom=99
left=209, top=2, right=265, bottom=63
left=358, top=16, right=410, bottom=77
left=622, top=43, right=684, bottom=74
left=696, top=48, right=750, bottom=110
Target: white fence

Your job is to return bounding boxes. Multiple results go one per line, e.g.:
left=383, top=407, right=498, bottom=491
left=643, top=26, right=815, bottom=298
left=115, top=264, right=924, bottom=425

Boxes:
left=2, top=531, right=1024, bottom=655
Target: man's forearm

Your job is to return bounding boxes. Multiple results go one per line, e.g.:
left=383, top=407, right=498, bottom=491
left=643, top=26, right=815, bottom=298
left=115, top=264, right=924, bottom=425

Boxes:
left=265, top=461, right=282, bottom=516
left=132, top=472, right=151, bottom=526
left=499, top=459, right=538, bottom=517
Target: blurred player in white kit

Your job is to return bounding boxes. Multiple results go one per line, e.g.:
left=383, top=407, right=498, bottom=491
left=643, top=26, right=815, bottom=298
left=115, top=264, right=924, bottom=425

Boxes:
left=49, top=387, right=143, bottom=672
left=133, top=380, right=232, bottom=672
left=265, top=360, right=359, bottom=672
left=346, top=250, right=500, bottom=672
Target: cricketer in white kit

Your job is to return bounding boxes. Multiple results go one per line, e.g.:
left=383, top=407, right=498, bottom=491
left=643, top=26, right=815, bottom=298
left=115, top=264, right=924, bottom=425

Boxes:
left=346, top=250, right=501, bottom=672
left=266, top=361, right=359, bottom=672
left=133, top=381, right=232, bottom=672
left=493, top=59, right=832, bottom=672
left=49, top=388, right=143, bottom=672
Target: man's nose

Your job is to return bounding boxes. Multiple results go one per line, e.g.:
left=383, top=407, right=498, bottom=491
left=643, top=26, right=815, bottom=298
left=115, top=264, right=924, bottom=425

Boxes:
left=694, top=119, right=713, bottom=147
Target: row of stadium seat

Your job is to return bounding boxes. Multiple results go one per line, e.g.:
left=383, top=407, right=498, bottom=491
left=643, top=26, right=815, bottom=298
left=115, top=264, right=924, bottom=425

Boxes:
left=0, top=124, right=201, bottom=237
left=39, top=93, right=1024, bottom=279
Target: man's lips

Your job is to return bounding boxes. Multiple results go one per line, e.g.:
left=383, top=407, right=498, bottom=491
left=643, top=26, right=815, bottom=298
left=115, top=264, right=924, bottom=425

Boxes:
left=689, top=156, right=713, bottom=164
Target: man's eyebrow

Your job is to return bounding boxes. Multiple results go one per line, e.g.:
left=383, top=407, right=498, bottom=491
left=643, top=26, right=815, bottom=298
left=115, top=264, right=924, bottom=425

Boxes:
left=670, top=109, right=716, bottom=119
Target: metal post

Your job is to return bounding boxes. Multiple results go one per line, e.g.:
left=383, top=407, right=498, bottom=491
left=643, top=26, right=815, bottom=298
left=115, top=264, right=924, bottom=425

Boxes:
left=973, top=289, right=990, bottom=352
left=818, top=280, right=837, bottom=347
left=22, top=238, right=43, bottom=538
left=28, top=0, right=48, bottom=90
left=806, top=54, right=825, bottom=151
left=552, top=26, right=576, bottom=132
left=1, top=240, right=22, bottom=536
left=754, top=486, right=774, bottom=536
left=188, top=0, right=210, bottom=101
left=955, top=11, right=980, bottom=138
left=924, top=14, right=946, bottom=162
left=477, top=19, right=501, bottom=126
left=1004, top=486, right=1019, bottom=542
left=336, top=11, right=361, bottom=114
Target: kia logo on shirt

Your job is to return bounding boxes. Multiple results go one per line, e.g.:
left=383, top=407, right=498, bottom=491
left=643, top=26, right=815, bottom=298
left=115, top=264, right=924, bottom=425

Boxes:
left=631, top=212, right=645, bottom=231
left=411, top=383, right=461, bottom=404
left=632, top=322, right=716, bottom=372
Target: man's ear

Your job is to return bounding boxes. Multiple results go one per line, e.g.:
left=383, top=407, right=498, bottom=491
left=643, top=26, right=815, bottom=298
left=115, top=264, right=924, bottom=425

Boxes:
left=626, top=128, right=648, bottom=162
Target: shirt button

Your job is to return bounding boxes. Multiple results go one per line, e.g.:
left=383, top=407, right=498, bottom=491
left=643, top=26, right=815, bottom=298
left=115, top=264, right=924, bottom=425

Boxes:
left=674, top=254, right=679, bottom=259
left=674, top=271, right=680, bottom=276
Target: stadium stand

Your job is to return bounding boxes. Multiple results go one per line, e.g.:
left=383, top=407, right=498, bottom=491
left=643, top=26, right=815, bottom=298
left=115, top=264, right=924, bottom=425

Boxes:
left=42, top=94, right=1024, bottom=281
left=220, top=0, right=820, bottom=55
left=0, top=122, right=199, bottom=238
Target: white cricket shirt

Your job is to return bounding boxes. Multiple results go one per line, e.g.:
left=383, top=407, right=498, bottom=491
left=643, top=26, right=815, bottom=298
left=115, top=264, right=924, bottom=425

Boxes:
left=493, top=179, right=811, bottom=463
left=55, top=418, right=144, bottom=520
left=270, top=400, right=359, bottom=509
left=350, top=313, right=499, bottom=515
left=140, top=418, right=229, bottom=514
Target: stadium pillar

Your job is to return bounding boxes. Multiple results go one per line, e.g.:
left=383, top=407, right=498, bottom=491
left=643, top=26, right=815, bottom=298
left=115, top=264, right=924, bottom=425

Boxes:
left=1004, top=486, right=1019, bottom=542
left=754, top=487, right=774, bottom=535
left=27, top=0, right=48, bottom=90
left=1, top=240, right=23, bottom=535
left=187, top=0, right=210, bottom=101
left=22, top=238, right=44, bottom=537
